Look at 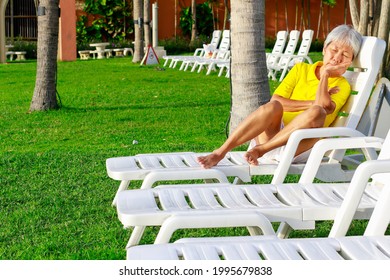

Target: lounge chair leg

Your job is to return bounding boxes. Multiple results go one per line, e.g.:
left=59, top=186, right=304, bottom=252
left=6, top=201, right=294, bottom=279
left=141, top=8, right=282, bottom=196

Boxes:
left=126, top=226, right=146, bottom=248
left=112, top=180, right=130, bottom=206
left=233, top=177, right=244, bottom=184
left=247, top=226, right=263, bottom=236
left=276, top=222, right=293, bottom=238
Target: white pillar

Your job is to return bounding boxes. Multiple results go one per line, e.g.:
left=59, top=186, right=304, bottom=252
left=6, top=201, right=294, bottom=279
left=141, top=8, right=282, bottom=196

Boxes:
left=152, top=3, right=158, bottom=48
left=151, top=2, right=166, bottom=58
left=0, top=0, right=7, bottom=63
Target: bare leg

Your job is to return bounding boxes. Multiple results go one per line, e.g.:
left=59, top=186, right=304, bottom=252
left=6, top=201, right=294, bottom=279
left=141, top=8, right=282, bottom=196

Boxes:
left=245, top=105, right=327, bottom=165
left=197, top=101, right=283, bottom=168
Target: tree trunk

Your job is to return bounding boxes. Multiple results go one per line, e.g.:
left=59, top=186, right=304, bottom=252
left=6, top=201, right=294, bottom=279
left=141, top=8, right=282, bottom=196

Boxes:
left=229, top=0, right=270, bottom=134
left=377, top=0, right=390, bottom=78
left=316, top=1, right=323, bottom=40
left=223, top=0, right=230, bottom=31
left=357, top=0, right=369, bottom=35
left=371, top=0, right=382, bottom=36
left=190, top=0, right=197, bottom=45
left=349, top=0, right=360, bottom=29
left=30, top=0, right=59, bottom=112
left=284, top=0, right=289, bottom=32
left=132, top=0, right=144, bottom=63
left=143, top=0, right=151, bottom=47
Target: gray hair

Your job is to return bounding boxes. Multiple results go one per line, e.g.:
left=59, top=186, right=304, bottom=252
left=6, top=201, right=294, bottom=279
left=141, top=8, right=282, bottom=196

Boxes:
left=324, top=25, right=363, bottom=58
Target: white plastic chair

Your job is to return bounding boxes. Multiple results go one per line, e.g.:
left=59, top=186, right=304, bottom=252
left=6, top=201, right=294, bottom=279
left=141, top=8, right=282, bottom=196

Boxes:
left=268, top=29, right=314, bottom=81
left=265, top=30, right=289, bottom=63
left=179, top=30, right=230, bottom=71
left=266, top=30, right=300, bottom=77
left=201, top=50, right=230, bottom=75
left=162, top=30, right=222, bottom=68
left=106, top=37, right=386, bottom=205
left=117, top=129, right=390, bottom=248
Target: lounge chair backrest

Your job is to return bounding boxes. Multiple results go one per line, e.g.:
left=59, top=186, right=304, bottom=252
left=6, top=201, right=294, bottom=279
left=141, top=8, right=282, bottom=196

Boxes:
left=276, top=30, right=300, bottom=67
left=332, top=36, right=386, bottom=130
left=218, top=30, right=230, bottom=52
left=295, top=29, right=314, bottom=58
left=210, top=30, right=222, bottom=48
left=370, top=128, right=390, bottom=186
left=272, top=30, right=288, bottom=55
left=356, top=78, right=390, bottom=139
left=266, top=30, right=288, bottom=65
left=329, top=130, right=390, bottom=238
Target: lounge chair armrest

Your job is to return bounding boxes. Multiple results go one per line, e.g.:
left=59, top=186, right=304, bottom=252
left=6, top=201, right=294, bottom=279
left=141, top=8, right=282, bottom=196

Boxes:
left=289, top=54, right=313, bottom=64
left=140, top=169, right=229, bottom=189
left=154, top=212, right=276, bottom=244
left=272, top=127, right=368, bottom=184
left=330, top=159, right=390, bottom=237
left=194, top=48, right=205, bottom=56
left=299, top=136, right=384, bottom=183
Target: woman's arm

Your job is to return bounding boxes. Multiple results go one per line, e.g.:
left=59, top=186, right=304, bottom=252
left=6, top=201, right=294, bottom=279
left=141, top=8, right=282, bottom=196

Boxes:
left=271, top=94, right=313, bottom=112
left=314, top=61, right=351, bottom=114
left=313, top=71, right=335, bottom=114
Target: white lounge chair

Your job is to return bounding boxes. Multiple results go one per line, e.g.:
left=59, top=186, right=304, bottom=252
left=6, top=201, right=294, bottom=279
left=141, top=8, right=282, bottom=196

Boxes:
left=215, top=60, right=230, bottom=78
left=214, top=30, right=288, bottom=78
left=268, top=29, right=314, bottom=81
left=117, top=129, right=390, bottom=248
left=127, top=234, right=390, bottom=260
left=162, top=30, right=222, bottom=69
left=126, top=155, right=390, bottom=260
left=106, top=37, right=386, bottom=205
left=266, top=30, right=289, bottom=62
left=196, top=50, right=230, bottom=75
left=266, top=30, right=300, bottom=75
left=179, top=30, right=230, bottom=71
left=266, top=30, right=289, bottom=69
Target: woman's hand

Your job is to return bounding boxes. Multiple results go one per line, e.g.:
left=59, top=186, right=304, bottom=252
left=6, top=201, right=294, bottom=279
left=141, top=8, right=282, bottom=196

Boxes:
left=322, top=61, right=351, bottom=77
left=328, top=86, right=340, bottom=95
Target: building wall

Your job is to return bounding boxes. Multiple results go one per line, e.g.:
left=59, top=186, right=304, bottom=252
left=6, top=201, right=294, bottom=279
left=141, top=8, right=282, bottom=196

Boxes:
left=265, top=0, right=352, bottom=40
left=59, top=0, right=77, bottom=61
left=74, top=0, right=352, bottom=41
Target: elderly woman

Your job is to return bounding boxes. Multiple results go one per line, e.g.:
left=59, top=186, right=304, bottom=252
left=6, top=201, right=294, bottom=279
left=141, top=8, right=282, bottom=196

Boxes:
left=198, top=24, right=363, bottom=168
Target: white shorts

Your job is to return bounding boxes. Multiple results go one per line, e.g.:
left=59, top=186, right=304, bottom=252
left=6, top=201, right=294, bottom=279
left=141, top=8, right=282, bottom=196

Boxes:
left=249, top=122, right=311, bottom=164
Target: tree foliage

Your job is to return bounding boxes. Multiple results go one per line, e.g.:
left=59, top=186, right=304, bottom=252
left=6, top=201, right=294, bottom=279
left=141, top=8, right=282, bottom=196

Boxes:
left=76, top=0, right=133, bottom=44
left=179, top=2, right=214, bottom=38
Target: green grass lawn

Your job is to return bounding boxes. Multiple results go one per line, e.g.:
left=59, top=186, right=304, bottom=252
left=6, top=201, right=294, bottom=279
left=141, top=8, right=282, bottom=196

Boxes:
left=0, top=54, right=378, bottom=260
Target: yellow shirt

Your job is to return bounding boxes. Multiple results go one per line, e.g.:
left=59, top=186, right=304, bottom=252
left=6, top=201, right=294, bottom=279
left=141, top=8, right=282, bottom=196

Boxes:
left=274, top=61, right=351, bottom=127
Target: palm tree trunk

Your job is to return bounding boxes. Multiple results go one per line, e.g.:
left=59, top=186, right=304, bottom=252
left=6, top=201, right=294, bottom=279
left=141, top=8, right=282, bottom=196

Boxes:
left=349, top=0, right=360, bottom=29
left=284, top=0, right=289, bottom=31
left=358, top=0, right=369, bottom=35
left=133, top=0, right=144, bottom=63
left=223, top=0, right=230, bottom=31
left=30, top=0, right=59, bottom=111
left=190, top=0, right=197, bottom=45
left=229, top=0, right=270, bottom=134
left=377, top=0, right=390, bottom=77
left=144, top=0, right=151, bottom=47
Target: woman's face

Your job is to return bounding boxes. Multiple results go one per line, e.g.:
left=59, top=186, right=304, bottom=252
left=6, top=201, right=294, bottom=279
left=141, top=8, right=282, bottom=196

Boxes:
left=322, top=41, right=354, bottom=76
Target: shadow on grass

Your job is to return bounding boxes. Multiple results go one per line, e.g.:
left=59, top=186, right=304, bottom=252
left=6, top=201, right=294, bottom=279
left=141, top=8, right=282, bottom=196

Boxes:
left=61, top=100, right=229, bottom=112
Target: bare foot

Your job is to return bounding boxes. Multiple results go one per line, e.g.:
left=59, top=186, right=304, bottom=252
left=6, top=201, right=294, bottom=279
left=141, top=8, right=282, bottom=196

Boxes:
left=244, top=146, right=264, bottom=165
left=197, top=151, right=225, bottom=169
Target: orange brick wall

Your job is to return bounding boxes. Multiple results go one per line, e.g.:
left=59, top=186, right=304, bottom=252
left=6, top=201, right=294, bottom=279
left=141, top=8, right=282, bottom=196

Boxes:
left=75, top=0, right=352, bottom=41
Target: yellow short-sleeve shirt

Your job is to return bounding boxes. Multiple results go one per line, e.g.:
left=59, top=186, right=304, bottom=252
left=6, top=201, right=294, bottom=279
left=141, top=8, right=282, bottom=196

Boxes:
left=274, top=61, right=351, bottom=127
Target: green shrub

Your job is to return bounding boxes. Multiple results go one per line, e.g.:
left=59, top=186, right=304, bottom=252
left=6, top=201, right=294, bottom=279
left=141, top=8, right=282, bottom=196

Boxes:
left=265, top=36, right=324, bottom=53
left=179, top=2, right=214, bottom=39
left=10, top=39, right=37, bottom=59
left=76, top=39, right=134, bottom=52
left=160, top=34, right=210, bottom=55
left=76, top=0, right=133, bottom=45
